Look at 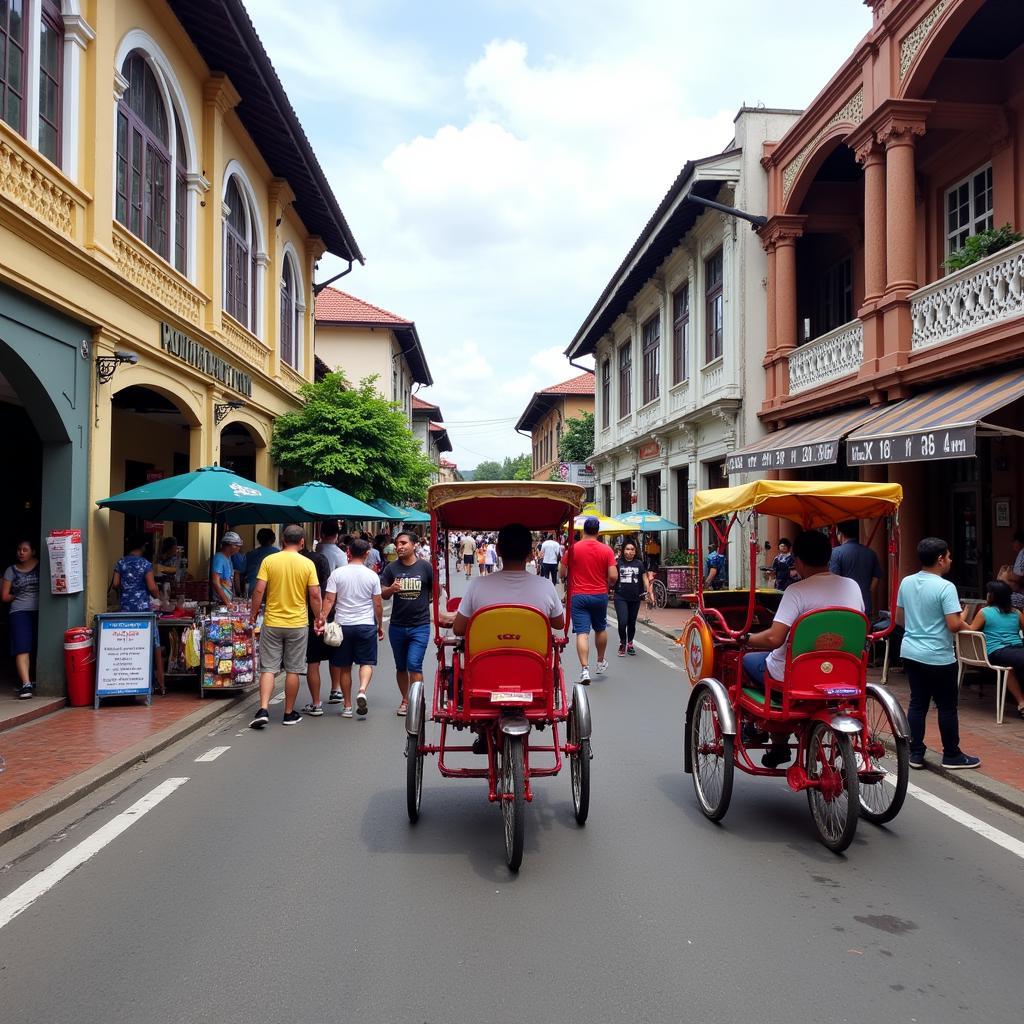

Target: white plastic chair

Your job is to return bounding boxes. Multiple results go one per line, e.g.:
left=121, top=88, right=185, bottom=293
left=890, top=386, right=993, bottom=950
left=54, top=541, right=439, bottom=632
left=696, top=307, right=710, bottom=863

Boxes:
left=955, top=630, right=1009, bottom=725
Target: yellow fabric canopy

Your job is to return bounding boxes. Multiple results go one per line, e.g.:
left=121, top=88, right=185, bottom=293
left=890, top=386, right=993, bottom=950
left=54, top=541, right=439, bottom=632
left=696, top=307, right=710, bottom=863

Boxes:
left=572, top=505, right=633, bottom=535
left=692, top=480, right=902, bottom=528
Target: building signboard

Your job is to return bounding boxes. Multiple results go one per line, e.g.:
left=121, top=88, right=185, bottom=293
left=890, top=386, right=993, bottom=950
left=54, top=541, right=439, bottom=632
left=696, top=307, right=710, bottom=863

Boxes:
left=160, top=323, right=253, bottom=397
left=726, top=441, right=839, bottom=475
left=558, top=462, right=596, bottom=486
left=638, top=441, right=660, bottom=460
left=847, top=427, right=975, bottom=466
left=94, top=613, right=156, bottom=706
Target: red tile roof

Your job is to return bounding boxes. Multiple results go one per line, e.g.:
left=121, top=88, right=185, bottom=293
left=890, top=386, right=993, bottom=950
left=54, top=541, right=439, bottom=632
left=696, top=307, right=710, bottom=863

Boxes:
left=314, top=287, right=411, bottom=326
left=514, top=371, right=595, bottom=433
left=428, top=422, right=444, bottom=433
left=540, top=372, right=595, bottom=396
left=412, top=396, right=439, bottom=410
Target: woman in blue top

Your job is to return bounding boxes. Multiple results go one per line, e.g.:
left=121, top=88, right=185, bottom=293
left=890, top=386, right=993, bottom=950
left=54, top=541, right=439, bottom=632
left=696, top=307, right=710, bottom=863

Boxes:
left=962, top=580, right=1024, bottom=719
left=112, top=535, right=165, bottom=694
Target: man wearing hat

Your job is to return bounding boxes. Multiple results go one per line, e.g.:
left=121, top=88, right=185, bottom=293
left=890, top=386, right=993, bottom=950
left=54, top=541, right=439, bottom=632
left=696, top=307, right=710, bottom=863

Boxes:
left=212, top=531, right=243, bottom=605
left=560, top=516, right=618, bottom=683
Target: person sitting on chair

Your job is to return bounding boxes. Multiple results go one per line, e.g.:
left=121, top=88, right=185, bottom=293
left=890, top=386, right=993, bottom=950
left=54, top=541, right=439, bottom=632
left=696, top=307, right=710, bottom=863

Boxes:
left=741, top=530, right=864, bottom=768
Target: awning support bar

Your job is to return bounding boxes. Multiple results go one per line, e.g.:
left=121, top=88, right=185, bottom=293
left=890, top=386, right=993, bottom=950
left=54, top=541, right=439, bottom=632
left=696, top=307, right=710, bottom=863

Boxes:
left=978, top=421, right=1024, bottom=440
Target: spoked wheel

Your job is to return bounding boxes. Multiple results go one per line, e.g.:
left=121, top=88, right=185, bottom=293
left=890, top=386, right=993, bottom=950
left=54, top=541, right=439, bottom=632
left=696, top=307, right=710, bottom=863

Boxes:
left=501, top=734, right=526, bottom=871
left=806, top=721, right=859, bottom=853
left=651, top=579, right=669, bottom=609
left=690, top=686, right=733, bottom=822
left=568, top=695, right=591, bottom=826
left=405, top=711, right=425, bottom=824
left=858, top=691, right=910, bottom=825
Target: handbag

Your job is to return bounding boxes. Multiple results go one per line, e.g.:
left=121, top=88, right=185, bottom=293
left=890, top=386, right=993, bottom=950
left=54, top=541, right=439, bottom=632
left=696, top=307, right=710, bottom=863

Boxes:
left=322, top=621, right=344, bottom=647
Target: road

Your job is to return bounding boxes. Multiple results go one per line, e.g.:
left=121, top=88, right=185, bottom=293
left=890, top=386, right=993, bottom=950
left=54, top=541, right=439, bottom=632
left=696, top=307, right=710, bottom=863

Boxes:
left=1, top=568, right=1023, bottom=1023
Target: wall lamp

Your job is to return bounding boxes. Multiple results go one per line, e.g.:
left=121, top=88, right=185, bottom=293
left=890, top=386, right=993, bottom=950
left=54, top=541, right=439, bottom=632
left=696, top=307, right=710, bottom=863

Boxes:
left=214, top=399, right=246, bottom=425
left=96, top=350, right=138, bottom=385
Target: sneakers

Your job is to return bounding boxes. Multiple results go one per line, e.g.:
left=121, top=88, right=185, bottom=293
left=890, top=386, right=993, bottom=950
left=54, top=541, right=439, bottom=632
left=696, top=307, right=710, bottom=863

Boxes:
left=909, top=753, right=926, bottom=770
left=941, top=753, right=981, bottom=770
left=617, top=644, right=626, bottom=657
left=356, top=692, right=368, bottom=717
left=472, top=732, right=488, bottom=754
left=327, top=690, right=344, bottom=704
left=17, top=683, right=34, bottom=699
left=761, top=746, right=792, bottom=769
left=341, top=705, right=354, bottom=718
left=595, top=660, right=608, bottom=676
left=579, top=667, right=591, bottom=684
left=282, top=711, right=303, bottom=726
left=626, top=644, right=636, bottom=656
left=300, top=703, right=324, bottom=716
left=249, top=708, right=270, bottom=729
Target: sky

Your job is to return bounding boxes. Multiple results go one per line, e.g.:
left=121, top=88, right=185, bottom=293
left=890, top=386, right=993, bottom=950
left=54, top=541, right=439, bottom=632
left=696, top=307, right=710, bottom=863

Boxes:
left=245, top=0, right=873, bottom=470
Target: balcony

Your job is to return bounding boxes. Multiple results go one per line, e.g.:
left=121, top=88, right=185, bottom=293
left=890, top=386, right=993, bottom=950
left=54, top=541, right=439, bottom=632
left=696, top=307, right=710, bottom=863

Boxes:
left=788, top=319, right=863, bottom=394
left=911, top=238, right=1024, bottom=352
left=218, top=314, right=270, bottom=374
left=701, top=358, right=724, bottom=396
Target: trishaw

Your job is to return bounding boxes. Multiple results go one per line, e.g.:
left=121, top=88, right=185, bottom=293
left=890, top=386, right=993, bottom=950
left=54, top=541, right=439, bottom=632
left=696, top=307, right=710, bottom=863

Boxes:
left=405, top=481, right=594, bottom=871
left=681, top=481, right=911, bottom=853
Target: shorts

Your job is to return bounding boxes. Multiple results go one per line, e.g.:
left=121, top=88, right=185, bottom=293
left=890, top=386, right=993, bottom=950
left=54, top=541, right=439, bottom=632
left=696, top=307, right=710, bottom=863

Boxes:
left=329, top=623, right=378, bottom=668
left=259, top=625, right=308, bottom=675
left=306, top=623, right=331, bottom=664
left=463, top=555, right=473, bottom=566
left=9, top=610, right=37, bottom=657
left=571, top=593, right=609, bottom=635
left=389, top=623, right=431, bottom=673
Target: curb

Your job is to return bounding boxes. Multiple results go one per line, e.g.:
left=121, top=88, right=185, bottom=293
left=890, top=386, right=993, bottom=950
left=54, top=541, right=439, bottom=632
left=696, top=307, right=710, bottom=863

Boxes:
left=638, top=616, right=1024, bottom=819
left=0, top=691, right=252, bottom=848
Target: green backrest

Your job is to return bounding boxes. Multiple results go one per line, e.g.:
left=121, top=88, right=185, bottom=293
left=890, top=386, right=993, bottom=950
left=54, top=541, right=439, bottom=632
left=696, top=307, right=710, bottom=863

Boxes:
left=789, top=608, right=867, bottom=659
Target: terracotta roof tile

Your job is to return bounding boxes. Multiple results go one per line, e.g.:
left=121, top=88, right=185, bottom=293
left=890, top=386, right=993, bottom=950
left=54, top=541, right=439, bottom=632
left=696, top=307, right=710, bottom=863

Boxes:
left=412, top=396, right=439, bottom=411
left=539, top=372, right=595, bottom=396
left=314, top=287, right=412, bottom=326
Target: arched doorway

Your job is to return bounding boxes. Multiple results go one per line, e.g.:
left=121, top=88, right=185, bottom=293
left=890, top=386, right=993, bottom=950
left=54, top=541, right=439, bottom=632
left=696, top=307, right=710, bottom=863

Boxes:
left=217, top=419, right=270, bottom=559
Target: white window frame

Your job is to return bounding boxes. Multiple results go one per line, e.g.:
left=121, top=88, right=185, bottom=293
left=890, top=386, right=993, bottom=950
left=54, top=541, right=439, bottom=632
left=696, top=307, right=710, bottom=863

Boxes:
left=945, top=163, right=994, bottom=259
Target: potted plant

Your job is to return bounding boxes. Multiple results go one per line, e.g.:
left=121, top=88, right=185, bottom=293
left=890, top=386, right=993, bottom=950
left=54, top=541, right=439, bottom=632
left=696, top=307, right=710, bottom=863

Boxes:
left=944, top=223, right=1023, bottom=273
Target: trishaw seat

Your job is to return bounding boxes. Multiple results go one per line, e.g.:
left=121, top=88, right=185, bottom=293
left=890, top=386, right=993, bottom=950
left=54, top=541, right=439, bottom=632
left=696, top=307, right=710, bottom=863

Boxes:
left=465, top=605, right=552, bottom=659
left=781, top=607, right=869, bottom=700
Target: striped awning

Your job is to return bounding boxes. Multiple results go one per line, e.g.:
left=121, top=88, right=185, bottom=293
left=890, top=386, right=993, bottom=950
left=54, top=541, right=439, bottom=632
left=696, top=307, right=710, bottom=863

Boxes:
left=726, top=406, right=882, bottom=475
left=846, top=368, right=1024, bottom=465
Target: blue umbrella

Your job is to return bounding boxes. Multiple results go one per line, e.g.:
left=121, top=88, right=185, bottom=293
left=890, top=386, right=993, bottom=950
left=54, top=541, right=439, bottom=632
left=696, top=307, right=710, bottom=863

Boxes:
left=400, top=507, right=431, bottom=524
left=619, top=509, right=682, bottom=532
left=280, top=481, right=383, bottom=521
left=368, top=498, right=410, bottom=521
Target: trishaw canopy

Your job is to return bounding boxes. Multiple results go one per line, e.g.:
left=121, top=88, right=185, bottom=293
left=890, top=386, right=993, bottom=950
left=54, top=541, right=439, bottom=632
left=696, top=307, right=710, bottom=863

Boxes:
left=427, top=481, right=585, bottom=530
left=692, top=480, right=903, bottom=528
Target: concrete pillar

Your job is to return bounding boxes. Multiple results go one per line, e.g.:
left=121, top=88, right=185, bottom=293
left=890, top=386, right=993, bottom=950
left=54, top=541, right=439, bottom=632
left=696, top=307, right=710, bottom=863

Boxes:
left=883, top=129, right=919, bottom=295
left=774, top=235, right=798, bottom=400
left=860, top=146, right=887, bottom=302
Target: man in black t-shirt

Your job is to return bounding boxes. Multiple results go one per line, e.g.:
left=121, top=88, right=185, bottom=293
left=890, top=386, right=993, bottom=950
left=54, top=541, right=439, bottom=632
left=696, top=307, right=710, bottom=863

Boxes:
left=380, top=531, right=434, bottom=715
left=300, top=546, right=332, bottom=715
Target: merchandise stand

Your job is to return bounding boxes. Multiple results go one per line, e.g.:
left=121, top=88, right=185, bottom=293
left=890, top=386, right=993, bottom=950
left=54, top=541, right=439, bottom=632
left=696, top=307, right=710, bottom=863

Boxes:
left=200, top=608, right=258, bottom=697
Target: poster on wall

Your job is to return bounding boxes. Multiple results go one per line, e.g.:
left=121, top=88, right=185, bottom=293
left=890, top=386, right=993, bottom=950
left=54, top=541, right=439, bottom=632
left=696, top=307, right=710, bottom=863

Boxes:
left=47, top=529, right=84, bottom=594
left=94, top=613, right=155, bottom=706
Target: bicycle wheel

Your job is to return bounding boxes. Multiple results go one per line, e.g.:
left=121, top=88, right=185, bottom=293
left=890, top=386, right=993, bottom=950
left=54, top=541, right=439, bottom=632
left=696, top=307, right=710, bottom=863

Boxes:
left=858, top=690, right=910, bottom=825
left=501, top=735, right=526, bottom=871
left=652, top=579, right=669, bottom=609
left=568, top=699, right=591, bottom=825
left=406, top=714, right=425, bottom=824
left=806, top=721, right=859, bottom=853
left=690, top=685, right=734, bottom=822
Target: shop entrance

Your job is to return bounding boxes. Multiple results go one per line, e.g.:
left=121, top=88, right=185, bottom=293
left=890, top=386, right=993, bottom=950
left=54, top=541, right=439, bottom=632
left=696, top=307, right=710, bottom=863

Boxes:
left=927, top=449, right=990, bottom=598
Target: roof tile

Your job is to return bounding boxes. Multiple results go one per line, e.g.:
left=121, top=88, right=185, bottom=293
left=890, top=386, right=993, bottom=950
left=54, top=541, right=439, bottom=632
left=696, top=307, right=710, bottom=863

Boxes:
left=314, top=287, right=412, bottom=326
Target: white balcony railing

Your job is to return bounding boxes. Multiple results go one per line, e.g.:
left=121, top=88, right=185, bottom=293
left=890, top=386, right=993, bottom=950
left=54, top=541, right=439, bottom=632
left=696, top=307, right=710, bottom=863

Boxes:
left=911, top=238, right=1024, bottom=351
left=702, top=360, right=724, bottom=395
left=637, top=401, right=661, bottom=430
left=788, top=319, right=863, bottom=394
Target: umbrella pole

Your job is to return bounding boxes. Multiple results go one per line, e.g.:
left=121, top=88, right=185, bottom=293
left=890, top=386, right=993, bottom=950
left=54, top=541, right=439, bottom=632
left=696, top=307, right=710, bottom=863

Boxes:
left=209, top=519, right=217, bottom=604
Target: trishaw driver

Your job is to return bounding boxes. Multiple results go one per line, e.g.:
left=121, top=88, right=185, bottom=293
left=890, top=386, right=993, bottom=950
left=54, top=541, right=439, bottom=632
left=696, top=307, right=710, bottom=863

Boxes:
left=741, top=530, right=864, bottom=767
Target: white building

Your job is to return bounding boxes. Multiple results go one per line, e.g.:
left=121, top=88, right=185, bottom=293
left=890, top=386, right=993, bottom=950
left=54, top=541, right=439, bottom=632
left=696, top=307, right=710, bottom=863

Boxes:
left=565, top=108, right=800, bottom=579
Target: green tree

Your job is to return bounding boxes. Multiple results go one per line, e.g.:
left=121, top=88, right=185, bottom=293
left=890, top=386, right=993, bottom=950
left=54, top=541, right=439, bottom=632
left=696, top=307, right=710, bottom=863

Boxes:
left=558, top=411, right=594, bottom=463
left=472, top=454, right=533, bottom=481
left=270, top=373, right=435, bottom=504
left=472, top=459, right=504, bottom=481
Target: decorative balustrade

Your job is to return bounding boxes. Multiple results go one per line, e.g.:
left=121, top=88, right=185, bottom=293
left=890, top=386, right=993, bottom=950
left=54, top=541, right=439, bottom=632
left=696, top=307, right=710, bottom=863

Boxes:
left=788, top=319, right=864, bottom=394
left=0, top=130, right=86, bottom=241
left=637, top=401, right=662, bottom=430
left=669, top=382, right=691, bottom=413
left=218, top=314, right=270, bottom=373
left=911, top=239, right=1024, bottom=351
left=702, top=360, right=724, bottom=395
left=280, top=362, right=308, bottom=394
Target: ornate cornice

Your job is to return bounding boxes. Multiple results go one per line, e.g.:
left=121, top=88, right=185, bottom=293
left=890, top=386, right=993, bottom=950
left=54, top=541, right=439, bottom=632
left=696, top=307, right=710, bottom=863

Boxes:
left=899, top=0, right=950, bottom=80
left=757, top=214, right=806, bottom=253
left=62, top=14, right=95, bottom=49
left=782, top=88, right=864, bottom=202
left=203, top=73, right=242, bottom=113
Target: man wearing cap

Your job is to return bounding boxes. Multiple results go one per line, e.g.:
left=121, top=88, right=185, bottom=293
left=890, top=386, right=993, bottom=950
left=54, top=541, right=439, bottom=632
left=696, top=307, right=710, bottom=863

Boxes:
left=560, top=516, right=618, bottom=683
left=211, top=531, right=242, bottom=605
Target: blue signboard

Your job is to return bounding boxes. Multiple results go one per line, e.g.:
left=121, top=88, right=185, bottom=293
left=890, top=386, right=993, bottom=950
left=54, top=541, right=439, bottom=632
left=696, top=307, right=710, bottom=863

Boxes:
left=94, top=614, right=155, bottom=707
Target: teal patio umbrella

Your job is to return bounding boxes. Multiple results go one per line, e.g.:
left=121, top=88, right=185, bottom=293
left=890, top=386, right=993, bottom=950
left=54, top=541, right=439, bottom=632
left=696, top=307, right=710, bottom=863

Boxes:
left=368, top=498, right=409, bottom=521
left=280, top=481, right=382, bottom=521
left=400, top=507, right=431, bottom=524
left=619, top=509, right=682, bottom=532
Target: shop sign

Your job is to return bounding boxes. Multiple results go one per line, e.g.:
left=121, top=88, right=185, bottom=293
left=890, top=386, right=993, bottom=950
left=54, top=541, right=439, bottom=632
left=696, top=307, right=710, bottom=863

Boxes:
left=558, top=462, right=595, bottom=486
left=726, top=441, right=839, bottom=475
left=847, top=427, right=975, bottom=465
left=160, top=323, right=253, bottom=397
left=638, top=441, right=660, bottom=460
left=94, top=613, right=155, bottom=704
left=46, top=529, right=83, bottom=594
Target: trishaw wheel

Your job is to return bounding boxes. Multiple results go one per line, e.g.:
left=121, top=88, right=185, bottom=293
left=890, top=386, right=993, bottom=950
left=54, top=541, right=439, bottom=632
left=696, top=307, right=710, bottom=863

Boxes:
left=652, top=579, right=669, bottom=610
left=690, top=686, right=733, bottom=822
left=406, top=716, right=425, bottom=824
left=806, top=721, right=859, bottom=853
left=858, top=690, right=910, bottom=825
left=568, top=700, right=591, bottom=826
left=501, top=735, right=526, bottom=872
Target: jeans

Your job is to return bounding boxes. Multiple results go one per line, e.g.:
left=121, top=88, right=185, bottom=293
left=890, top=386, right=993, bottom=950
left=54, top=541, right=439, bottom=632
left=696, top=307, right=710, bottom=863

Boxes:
left=903, top=658, right=962, bottom=759
left=571, top=593, right=609, bottom=634
left=614, top=596, right=640, bottom=645
left=388, top=623, right=431, bottom=673
left=540, top=562, right=559, bottom=583
left=742, top=651, right=770, bottom=690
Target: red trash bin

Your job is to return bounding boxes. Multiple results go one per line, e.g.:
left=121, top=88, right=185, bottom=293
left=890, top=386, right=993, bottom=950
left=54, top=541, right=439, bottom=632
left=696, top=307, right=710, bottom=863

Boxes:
left=64, top=627, right=95, bottom=707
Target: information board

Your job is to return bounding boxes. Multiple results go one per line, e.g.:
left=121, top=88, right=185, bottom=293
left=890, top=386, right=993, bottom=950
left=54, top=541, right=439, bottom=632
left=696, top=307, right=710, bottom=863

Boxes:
left=847, top=426, right=975, bottom=465
left=94, top=614, right=155, bottom=706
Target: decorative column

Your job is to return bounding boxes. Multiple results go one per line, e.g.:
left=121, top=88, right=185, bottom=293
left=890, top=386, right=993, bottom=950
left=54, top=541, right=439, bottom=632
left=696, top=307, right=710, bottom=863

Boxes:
left=758, top=216, right=804, bottom=404
left=852, top=133, right=886, bottom=381
left=61, top=14, right=95, bottom=182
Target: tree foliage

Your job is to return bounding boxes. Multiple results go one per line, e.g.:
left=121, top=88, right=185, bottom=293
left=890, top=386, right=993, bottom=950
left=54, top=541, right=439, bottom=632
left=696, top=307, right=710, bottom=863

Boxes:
left=473, top=454, right=533, bottom=481
left=558, top=411, right=595, bottom=463
left=270, top=373, right=435, bottom=504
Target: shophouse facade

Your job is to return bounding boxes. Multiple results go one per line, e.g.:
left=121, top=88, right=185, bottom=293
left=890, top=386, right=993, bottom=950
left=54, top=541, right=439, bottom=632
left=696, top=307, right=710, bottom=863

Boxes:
left=0, top=0, right=361, bottom=693
left=566, top=108, right=800, bottom=574
left=314, top=287, right=432, bottom=430
left=732, top=0, right=1024, bottom=592
left=515, top=373, right=595, bottom=482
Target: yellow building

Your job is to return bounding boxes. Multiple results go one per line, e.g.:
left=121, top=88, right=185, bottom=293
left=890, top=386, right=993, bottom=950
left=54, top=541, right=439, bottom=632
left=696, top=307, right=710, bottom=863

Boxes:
left=515, top=373, right=595, bottom=481
left=0, top=0, right=361, bottom=693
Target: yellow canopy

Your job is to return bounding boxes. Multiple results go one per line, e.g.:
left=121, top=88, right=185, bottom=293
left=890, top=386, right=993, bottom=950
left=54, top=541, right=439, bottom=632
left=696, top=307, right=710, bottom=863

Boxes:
left=692, top=480, right=903, bottom=528
left=572, top=505, right=633, bottom=535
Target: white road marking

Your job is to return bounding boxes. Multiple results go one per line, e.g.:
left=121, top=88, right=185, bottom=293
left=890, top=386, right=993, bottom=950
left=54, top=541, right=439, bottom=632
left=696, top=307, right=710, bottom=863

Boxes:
left=0, top=777, right=189, bottom=931
left=606, top=614, right=679, bottom=670
left=194, top=746, right=230, bottom=763
left=268, top=691, right=285, bottom=705
left=887, top=777, right=1024, bottom=861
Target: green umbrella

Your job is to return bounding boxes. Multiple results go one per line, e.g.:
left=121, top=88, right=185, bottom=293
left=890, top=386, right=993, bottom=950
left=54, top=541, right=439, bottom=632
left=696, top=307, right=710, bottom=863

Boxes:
left=619, top=509, right=682, bottom=532
left=400, top=507, right=431, bottom=524
left=368, top=498, right=409, bottom=521
left=280, top=481, right=382, bottom=521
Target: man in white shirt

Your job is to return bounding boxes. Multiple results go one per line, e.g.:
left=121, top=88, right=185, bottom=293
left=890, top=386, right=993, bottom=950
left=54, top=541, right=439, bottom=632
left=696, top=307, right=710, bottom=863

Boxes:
left=537, top=534, right=563, bottom=583
left=741, top=529, right=863, bottom=767
left=318, top=539, right=383, bottom=718
left=316, top=521, right=348, bottom=573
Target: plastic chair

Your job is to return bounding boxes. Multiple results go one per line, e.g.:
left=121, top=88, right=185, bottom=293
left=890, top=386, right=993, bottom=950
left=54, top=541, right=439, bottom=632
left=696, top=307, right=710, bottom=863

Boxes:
left=955, top=630, right=1010, bottom=725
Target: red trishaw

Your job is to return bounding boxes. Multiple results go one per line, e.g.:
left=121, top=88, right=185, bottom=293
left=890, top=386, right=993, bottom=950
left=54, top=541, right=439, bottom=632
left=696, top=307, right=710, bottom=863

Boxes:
left=405, top=481, right=593, bottom=871
left=681, top=481, right=911, bottom=852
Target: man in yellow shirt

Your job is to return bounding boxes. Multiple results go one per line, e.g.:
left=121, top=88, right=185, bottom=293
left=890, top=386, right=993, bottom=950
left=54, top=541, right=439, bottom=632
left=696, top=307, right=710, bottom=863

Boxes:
left=248, top=524, right=322, bottom=728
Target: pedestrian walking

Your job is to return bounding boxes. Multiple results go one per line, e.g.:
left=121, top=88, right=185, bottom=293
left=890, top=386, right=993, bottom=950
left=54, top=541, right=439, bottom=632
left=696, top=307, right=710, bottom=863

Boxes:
left=614, top=539, right=654, bottom=657
left=299, top=543, right=332, bottom=717
left=248, top=525, right=322, bottom=729
left=537, top=533, right=562, bottom=583
left=380, top=532, right=433, bottom=715
left=896, top=537, right=980, bottom=770
left=476, top=542, right=487, bottom=576
left=243, top=528, right=279, bottom=597
left=560, top=517, right=617, bottom=683
left=316, top=521, right=348, bottom=572
left=2, top=540, right=39, bottom=699
left=484, top=538, right=498, bottom=574
left=461, top=532, right=476, bottom=578
left=762, top=536, right=798, bottom=591
left=318, top=538, right=383, bottom=717
left=366, top=536, right=384, bottom=574
left=704, top=539, right=727, bottom=590
left=830, top=520, right=882, bottom=618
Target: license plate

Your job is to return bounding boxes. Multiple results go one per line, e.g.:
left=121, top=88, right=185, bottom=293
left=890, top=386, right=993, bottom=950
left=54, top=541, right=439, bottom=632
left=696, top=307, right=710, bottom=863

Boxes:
left=490, top=691, right=533, bottom=703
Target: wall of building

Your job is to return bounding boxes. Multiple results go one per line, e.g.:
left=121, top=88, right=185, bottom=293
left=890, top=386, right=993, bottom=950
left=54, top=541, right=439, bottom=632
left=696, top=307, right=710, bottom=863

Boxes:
left=531, top=396, right=594, bottom=480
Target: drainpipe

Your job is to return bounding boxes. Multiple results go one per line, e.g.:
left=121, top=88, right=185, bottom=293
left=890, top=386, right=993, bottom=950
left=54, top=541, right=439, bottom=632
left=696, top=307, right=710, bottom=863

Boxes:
left=313, top=259, right=355, bottom=295
left=683, top=192, right=767, bottom=230
left=568, top=356, right=595, bottom=376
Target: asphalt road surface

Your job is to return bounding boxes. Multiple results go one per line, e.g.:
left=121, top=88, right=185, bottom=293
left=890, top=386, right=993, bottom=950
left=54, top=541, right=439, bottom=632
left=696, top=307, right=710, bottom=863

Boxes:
left=2, top=568, right=1023, bottom=1024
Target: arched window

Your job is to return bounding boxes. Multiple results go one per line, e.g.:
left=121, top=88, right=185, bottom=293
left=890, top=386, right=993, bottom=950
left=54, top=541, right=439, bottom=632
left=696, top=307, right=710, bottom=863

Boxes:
left=0, top=1, right=28, bottom=135
left=116, top=51, right=170, bottom=259
left=224, top=176, right=257, bottom=330
left=280, top=258, right=297, bottom=368
left=173, top=120, right=187, bottom=274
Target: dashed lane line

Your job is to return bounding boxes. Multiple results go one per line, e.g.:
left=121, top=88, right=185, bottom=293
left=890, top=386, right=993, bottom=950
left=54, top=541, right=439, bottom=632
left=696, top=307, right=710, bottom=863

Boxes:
left=0, top=777, right=189, bottom=931
left=194, top=746, right=230, bottom=763
left=606, top=614, right=679, bottom=671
